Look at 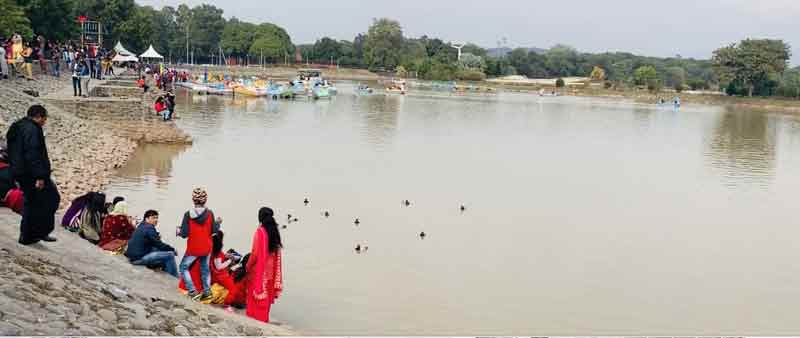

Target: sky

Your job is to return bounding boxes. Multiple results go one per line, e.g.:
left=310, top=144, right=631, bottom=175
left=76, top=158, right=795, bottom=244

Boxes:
left=137, top=0, right=799, bottom=65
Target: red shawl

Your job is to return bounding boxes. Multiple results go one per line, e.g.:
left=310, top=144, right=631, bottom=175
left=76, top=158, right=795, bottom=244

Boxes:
left=246, top=226, right=283, bottom=322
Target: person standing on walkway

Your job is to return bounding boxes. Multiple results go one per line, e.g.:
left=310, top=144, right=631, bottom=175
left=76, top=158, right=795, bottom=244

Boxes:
left=71, top=59, right=83, bottom=96
left=178, top=188, right=221, bottom=301
left=246, top=207, right=284, bottom=323
left=6, top=105, right=61, bottom=245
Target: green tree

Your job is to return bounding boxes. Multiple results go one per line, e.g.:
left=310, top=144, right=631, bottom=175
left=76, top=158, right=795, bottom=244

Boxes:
left=462, top=43, right=487, bottom=57
left=363, top=18, right=404, bottom=71
left=458, top=53, right=486, bottom=70
left=221, top=18, right=258, bottom=59
left=16, top=0, right=76, bottom=41
left=665, top=66, right=687, bottom=91
left=313, top=37, right=342, bottom=64
left=73, top=0, right=135, bottom=45
left=187, top=4, right=225, bottom=61
left=0, top=0, right=33, bottom=39
left=590, top=66, right=606, bottom=81
left=633, top=65, right=659, bottom=87
left=712, top=39, right=792, bottom=97
left=249, top=23, right=293, bottom=63
left=776, top=68, right=800, bottom=99
left=545, top=44, right=579, bottom=77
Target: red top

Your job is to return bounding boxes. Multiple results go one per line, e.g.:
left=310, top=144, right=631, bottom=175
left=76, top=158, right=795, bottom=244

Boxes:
left=185, top=211, right=213, bottom=256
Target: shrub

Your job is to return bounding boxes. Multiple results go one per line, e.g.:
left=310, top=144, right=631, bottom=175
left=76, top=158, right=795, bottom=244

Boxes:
left=455, top=69, right=486, bottom=81
left=555, top=78, right=565, bottom=88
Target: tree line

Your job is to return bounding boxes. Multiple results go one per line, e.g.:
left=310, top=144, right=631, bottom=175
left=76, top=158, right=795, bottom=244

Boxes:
left=1, top=0, right=294, bottom=64
left=1, top=0, right=797, bottom=99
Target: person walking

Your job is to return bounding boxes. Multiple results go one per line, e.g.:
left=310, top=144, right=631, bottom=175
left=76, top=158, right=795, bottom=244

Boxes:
left=6, top=105, right=61, bottom=245
left=50, top=44, right=60, bottom=77
left=126, top=210, right=179, bottom=277
left=177, top=188, right=221, bottom=301
left=22, top=44, right=33, bottom=80
left=246, top=207, right=284, bottom=323
left=36, top=36, right=47, bottom=74
left=0, top=37, right=7, bottom=80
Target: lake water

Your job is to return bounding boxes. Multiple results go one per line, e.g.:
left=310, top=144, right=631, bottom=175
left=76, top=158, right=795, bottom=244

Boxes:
left=105, top=84, right=800, bottom=335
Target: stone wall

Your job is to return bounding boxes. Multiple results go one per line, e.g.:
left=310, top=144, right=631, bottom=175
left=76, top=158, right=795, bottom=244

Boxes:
left=42, top=96, right=192, bottom=144
left=91, top=85, right=142, bottom=98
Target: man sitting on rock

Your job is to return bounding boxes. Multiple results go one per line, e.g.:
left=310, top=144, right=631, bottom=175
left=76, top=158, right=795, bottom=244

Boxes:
left=126, top=210, right=179, bottom=277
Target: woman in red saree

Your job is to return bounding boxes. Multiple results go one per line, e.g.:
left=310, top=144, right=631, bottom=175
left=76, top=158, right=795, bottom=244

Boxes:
left=246, top=207, right=283, bottom=323
left=98, top=201, right=135, bottom=251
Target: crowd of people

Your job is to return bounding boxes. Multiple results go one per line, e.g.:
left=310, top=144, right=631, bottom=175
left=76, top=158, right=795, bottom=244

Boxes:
left=2, top=105, right=284, bottom=323
left=1, top=33, right=118, bottom=84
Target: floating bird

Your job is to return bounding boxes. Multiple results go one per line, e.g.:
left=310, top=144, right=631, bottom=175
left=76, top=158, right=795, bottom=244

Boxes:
left=287, top=214, right=292, bottom=220
left=324, top=211, right=330, bottom=218
left=355, top=244, right=361, bottom=253
left=363, top=245, right=369, bottom=252
left=282, top=225, right=287, bottom=229
left=460, top=205, right=466, bottom=212
left=303, top=198, right=309, bottom=206
left=420, top=232, right=426, bottom=239
left=403, top=200, right=411, bottom=207
left=292, top=218, right=299, bottom=222
left=354, top=218, right=360, bottom=225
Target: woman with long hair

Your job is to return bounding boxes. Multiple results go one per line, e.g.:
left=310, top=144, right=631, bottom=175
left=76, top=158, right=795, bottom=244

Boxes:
left=246, top=207, right=283, bottom=323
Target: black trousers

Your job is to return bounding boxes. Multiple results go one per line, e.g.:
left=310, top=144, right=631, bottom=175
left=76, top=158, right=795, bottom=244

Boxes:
left=18, top=177, right=61, bottom=244
left=72, top=77, right=81, bottom=96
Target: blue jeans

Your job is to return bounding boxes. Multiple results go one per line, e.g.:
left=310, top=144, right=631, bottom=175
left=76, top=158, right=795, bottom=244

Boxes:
left=132, top=251, right=178, bottom=277
left=179, top=255, right=211, bottom=294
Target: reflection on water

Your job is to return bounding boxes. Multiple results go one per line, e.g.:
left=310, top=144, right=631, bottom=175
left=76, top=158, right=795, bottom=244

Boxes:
left=106, top=87, right=800, bottom=335
left=114, top=143, right=189, bottom=185
left=707, top=110, right=776, bottom=187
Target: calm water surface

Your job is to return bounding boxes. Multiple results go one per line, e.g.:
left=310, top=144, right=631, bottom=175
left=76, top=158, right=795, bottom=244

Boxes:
left=106, top=84, right=800, bottom=335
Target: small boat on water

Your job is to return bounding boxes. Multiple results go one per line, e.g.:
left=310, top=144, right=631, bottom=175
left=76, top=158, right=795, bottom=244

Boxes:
left=385, top=79, right=407, bottom=95
left=233, top=85, right=269, bottom=97
left=175, top=81, right=209, bottom=94
left=355, top=83, right=374, bottom=95
left=312, top=86, right=331, bottom=99
left=206, top=83, right=233, bottom=96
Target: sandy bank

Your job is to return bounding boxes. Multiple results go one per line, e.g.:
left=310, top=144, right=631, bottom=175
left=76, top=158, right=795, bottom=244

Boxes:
left=0, top=209, right=294, bottom=336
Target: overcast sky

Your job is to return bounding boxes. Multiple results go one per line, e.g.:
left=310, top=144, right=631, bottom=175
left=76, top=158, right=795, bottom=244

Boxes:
left=138, top=0, right=799, bottom=65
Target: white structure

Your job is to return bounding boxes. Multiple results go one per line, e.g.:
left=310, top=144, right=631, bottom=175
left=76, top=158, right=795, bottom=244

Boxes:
left=112, top=41, right=138, bottom=62
left=139, top=45, right=164, bottom=59
left=450, top=42, right=466, bottom=61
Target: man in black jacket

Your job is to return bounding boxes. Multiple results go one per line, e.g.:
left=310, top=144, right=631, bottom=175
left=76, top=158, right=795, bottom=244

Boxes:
left=6, top=105, right=61, bottom=245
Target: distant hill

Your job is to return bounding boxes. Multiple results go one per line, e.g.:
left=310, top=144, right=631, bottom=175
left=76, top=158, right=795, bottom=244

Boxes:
left=486, top=47, right=547, bottom=58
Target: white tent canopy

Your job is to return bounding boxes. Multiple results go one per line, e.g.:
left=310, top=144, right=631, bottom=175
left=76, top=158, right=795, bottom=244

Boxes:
left=114, top=41, right=134, bottom=56
left=139, top=45, right=163, bottom=59
left=112, top=54, right=138, bottom=62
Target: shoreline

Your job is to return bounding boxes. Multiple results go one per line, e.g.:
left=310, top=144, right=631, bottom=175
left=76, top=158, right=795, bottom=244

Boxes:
left=0, top=67, right=296, bottom=335
left=177, top=64, right=799, bottom=113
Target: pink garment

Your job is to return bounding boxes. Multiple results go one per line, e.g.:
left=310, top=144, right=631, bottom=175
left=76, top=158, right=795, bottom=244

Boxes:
left=246, top=226, right=282, bottom=322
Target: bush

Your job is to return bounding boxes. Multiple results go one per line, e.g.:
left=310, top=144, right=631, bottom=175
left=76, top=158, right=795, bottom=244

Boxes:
left=555, top=78, right=565, bottom=88
left=687, top=78, right=708, bottom=91
left=455, top=69, right=486, bottom=81
left=647, top=79, right=662, bottom=92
